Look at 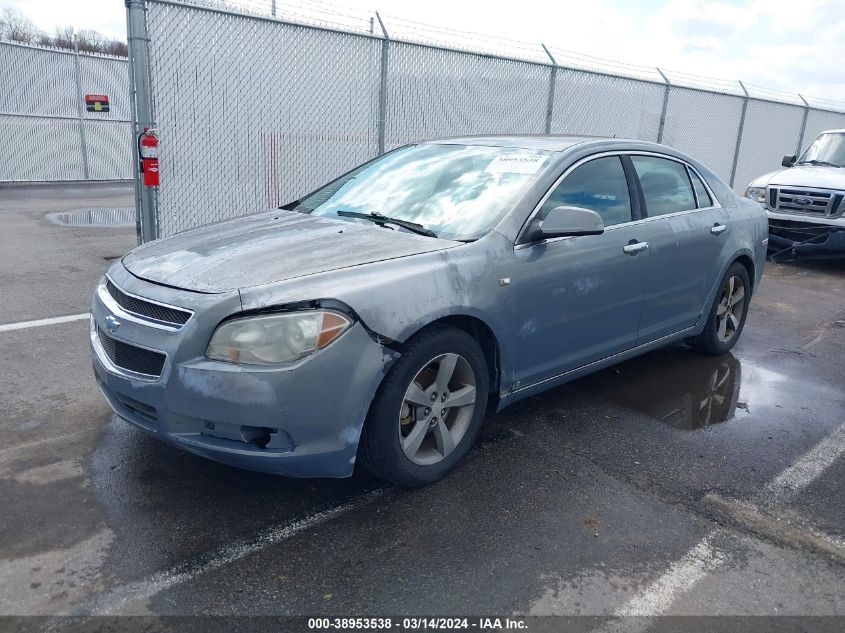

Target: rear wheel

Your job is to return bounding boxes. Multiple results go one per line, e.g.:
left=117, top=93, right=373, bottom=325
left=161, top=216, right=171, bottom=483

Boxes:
left=358, top=326, right=489, bottom=487
left=688, top=262, right=750, bottom=355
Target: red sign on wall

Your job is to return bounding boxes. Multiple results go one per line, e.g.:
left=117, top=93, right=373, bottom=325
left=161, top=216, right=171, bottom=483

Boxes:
left=85, top=94, right=110, bottom=112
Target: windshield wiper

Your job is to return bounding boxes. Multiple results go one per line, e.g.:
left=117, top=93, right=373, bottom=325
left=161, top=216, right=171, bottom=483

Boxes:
left=336, top=210, right=438, bottom=238
left=797, top=159, right=842, bottom=168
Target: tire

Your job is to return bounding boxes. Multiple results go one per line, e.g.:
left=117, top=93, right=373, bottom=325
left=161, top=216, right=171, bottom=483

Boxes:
left=358, top=325, right=489, bottom=487
left=688, top=262, right=751, bottom=356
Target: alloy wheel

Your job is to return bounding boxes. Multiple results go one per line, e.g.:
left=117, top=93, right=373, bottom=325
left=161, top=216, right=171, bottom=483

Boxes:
left=398, top=353, right=477, bottom=466
left=716, top=275, right=746, bottom=343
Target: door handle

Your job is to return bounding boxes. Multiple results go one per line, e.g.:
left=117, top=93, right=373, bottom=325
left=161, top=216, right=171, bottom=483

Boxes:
left=623, top=241, right=649, bottom=255
left=711, top=223, right=727, bottom=235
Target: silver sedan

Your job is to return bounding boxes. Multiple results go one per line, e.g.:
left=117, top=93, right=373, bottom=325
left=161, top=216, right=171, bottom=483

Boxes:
left=91, top=136, right=768, bottom=486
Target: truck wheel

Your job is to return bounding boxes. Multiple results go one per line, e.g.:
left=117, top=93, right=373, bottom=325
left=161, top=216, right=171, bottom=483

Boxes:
left=688, top=262, right=751, bottom=356
left=358, top=325, right=489, bottom=487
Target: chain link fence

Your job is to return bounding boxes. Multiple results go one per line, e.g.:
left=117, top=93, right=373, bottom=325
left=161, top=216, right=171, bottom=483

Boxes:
left=0, top=40, right=132, bottom=182
left=143, top=0, right=381, bottom=236
left=7, top=1, right=843, bottom=234
left=132, top=0, right=845, bottom=238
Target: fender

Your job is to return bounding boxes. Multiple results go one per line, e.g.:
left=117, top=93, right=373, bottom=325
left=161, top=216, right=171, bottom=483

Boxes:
left=695, top=248, right=757, bottom=334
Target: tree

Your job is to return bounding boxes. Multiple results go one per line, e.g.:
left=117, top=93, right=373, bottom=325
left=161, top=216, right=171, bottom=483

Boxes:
left=0, top=8, right=128, bottom=57
left=76, top=28, right=108, bottom=54
left=52, top=25, right=75, bottom=49
left=0, top=8, right=38, bottom=44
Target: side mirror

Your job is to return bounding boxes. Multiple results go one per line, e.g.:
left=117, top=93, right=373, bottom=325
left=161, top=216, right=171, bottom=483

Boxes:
left=782, top=154, right=797, bottom=167
left=524, top=206, right=605, bottom=243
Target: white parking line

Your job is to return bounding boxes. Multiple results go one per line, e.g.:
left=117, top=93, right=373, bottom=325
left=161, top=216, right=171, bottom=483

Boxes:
left=74, top=487, right=389, bottom=615
left=0, top=313, right=90, bottom=333
left=759, top=423, right=845, bottom=503
left=599, top=421, right=845, bottom=626
left=614, top=535, right=725, bottom=617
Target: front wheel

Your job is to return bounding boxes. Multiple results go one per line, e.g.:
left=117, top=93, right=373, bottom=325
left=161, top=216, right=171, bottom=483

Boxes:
left=358, top=325, right=489, bottom=487
left=688, top=262, right=751, bottom=355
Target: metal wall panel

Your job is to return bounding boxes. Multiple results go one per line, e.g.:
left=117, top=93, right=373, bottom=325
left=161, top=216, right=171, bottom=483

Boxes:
left=0, top=41, right=131, bottom=182
left=146, top=1, right=382, bottom=235
left=733, top=100, right=805, bottom=192
left=661, top=88, right=744, bottom=182
left=79, top=55, right=132, bottom=121
left=385, top=42, right=548, bottom=149
left=0, top=43, right=77, bottom=117
left=551, top=69, right=665, bottom=141
left=84, top=120, right=134, bottom=180
left=0, top=114, right=85, bottom=181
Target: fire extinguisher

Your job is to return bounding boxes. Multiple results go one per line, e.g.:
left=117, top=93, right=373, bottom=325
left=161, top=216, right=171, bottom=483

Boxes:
left=138, top=128, right=159, bottom=187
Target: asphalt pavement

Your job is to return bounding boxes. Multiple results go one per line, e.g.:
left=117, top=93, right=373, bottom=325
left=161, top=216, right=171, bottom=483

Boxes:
left=0, top=184, right=843, bottom=629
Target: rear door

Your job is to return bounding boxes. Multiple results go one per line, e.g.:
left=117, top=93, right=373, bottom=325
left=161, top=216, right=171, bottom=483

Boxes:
left=628, top=154, right=726, bottom=344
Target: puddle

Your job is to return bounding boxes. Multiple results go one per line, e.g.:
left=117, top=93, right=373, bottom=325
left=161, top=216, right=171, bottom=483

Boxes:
left=572, top=347, right=743, bottom=430
left=48, top=208, right=134, bottom=227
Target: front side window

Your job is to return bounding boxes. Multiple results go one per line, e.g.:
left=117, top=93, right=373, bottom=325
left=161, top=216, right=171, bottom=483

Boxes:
left=798, top=132, right=845, bottom=167
left=539, top=156, right=632, bottom=227
left=631, top=156, right=697, bottom=217
left=298, top=144, right=553, bottom=241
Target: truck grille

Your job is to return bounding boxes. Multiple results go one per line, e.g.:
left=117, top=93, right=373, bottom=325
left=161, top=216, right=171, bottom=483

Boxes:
left=97, top=327, right=166, bottom=378
left=767, top=187, right=844, bottom=217
left=106, top=279, right=192, bottom=327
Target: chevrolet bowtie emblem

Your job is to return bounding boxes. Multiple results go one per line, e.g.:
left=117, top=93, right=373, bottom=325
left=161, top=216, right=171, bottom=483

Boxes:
left=104, top=315, right=121, bottom=334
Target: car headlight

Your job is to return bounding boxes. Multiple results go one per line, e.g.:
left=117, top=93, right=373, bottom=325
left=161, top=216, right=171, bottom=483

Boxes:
left=745, top=187, right=767, bottom=204
left=206, top=310, right=352, bottom=365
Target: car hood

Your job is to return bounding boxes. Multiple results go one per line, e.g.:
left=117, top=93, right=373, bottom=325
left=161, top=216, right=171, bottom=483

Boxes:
left=752, top=165, right=845, bottom=189
left=122, top=210, right=458, bottom=292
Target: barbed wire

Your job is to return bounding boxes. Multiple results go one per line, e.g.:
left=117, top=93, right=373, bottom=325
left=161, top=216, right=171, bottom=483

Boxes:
left=210, top=0, right=844, bottom=111
left=4, top=0, right=844, bottom=111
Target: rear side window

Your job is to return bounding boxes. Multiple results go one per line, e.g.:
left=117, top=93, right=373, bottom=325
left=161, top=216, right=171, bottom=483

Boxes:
left=540, top=156, right=632, bottom=227
left=689, top=169, right=714, bottom=208
left=631, top=156, right=696, bottom=217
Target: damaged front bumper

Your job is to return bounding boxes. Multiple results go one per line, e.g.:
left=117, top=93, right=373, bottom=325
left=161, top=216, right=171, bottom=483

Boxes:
left=90, top=265, right=398, bottom=478
left=767, top=214, right=845, bottom=261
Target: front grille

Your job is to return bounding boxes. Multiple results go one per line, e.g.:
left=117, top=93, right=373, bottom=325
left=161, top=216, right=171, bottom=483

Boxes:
left=97, top=327, right=166, bottom=378
left=106, top=280, right=191, bottom=326
left=768, top=187, right=844, bottom=216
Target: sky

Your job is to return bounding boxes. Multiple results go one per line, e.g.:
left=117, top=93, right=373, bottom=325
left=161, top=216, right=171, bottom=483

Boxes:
left=3, top=0, right=844, bottom=104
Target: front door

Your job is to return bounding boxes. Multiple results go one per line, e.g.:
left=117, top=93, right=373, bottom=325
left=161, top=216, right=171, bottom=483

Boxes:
left=508, top=155, right=650, bottom=390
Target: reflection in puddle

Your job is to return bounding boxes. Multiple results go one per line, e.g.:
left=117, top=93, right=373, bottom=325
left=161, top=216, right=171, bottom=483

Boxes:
left=48, top=207, right=134, bottom=226
left=572, top=347, right=742, bottom=430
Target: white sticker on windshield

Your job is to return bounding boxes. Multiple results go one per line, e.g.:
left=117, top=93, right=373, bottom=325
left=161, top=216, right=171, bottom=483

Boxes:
left=485, top=155, right=547, bottom=175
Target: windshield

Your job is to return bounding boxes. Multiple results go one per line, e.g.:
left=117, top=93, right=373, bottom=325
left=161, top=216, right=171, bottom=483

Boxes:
left=798, top=132, right=845, bottom=167
left=298, top=144, right=553, bottom=240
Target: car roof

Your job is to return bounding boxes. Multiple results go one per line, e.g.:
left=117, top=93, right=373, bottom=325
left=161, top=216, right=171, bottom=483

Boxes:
left=422, top=135, right=692, bottom=155
left=424, top=134, right=602, bottom=152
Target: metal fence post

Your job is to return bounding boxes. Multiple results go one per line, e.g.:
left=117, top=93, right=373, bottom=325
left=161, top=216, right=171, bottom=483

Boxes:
left=375, top=12, right=389, bottom=155
left=541, top=44, right=556, bottom=135
left=796, top=94, right=810, bottom=156
left=729, top=80, right=750, bottom=189
left=72, top=38, right=91, bottom=180
left=656, top=67, right=671, bottom=144
left=125, top=27, right=142, bottom=243
left=125, top=0, right=157, bottom=243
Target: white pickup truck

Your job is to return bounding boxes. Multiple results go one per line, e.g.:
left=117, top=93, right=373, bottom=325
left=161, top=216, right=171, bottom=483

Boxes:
left=745, top=129, right=845, bottom=259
